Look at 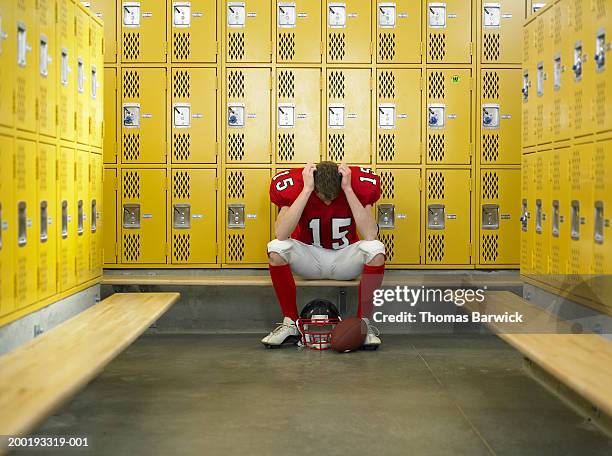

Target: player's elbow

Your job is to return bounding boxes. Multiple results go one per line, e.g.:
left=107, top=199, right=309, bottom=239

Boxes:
left=274, top=223, right=289, bottom=241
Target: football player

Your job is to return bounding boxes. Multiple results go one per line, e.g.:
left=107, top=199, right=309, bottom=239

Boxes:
left=262, top=161, right=386, bottom=348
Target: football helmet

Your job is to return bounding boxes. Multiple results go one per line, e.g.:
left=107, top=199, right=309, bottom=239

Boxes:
left=298, top=299, right=341, bottom=350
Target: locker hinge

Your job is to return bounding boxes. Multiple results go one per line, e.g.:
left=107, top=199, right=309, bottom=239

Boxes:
left=320, top=74, right=324, bottom=90
left=420, top=42, right=423, bottom=56
left=320, top=41, right=324, bottom=56
left=270, top=141, right=273, bottom=157
left=115, top=242, right=120, bottom=256
left=370, top=76, right=373, bottom=90
left=164, top=177, right=169, bottom=191
left=419, top=77, right=423, bottom=90
left=35, top=98, right=39, bottom=120
left=12, top=91, right=15, bottom=114
left=55, top=158, right=59, bottom=181
left=55, top=105, right=59, bottom=126
left=215, top=142, right=219, bottom=157
left=113, top=173, right=118, bottom=191
left=55, top=2, right=58, bottom=24
left=469, top=42, right=474, bottom=55
left=114, top=141, right=118, bottom=158
left=369, top=41, right=373, bottom=56
left=216, top=41, right=219, bottom=55
left=215, top=177, right=218, bottom=190
left=166, top=243, right=170, bottom=256
left=269, top=74, right=273, bottom=90
left=470, top=77, right=474, bottom=92
left=469, top=143, right=474, bottom=163
left=164, top=41, right=168, bottom=55
left=469, top=178, right=472, bottom=191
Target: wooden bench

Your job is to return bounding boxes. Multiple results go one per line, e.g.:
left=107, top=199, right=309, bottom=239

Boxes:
left=0, top=292, right=180, bottom=442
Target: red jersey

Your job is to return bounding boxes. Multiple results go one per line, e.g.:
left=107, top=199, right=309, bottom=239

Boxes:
left=270, top=167, right=380, bottom=250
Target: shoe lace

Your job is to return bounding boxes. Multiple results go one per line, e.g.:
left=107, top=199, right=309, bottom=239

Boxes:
left=367, top=322, right=380, bottom=337
left=271, top=322, right=294, bottom=335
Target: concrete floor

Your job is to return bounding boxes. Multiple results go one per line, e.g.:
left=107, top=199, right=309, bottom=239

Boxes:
left=19, top=334, right=612, bottom=456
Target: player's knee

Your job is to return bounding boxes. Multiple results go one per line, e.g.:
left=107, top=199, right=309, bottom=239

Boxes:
left=267, top=239, right=292, bottom=266
left=361, top=240, right=385, bottom=266
left=268, top=252, right=287, bottom=266
left=367, top=253, right=385, bottom=267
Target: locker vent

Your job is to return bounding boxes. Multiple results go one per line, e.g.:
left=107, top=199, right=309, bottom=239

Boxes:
left=552, top=154, right=561, bottom=191
left=427, top=172, right=445, bottom=200
left=378, top=134, right=395, bottom=161
left=594, top=252, right=604, bottom=274
left=596, top=0, right=607, bottom=18
left=550, top=246, right=560, bottom=274
left=39, top=253, right=49, bottom=294
left=123, top=171, right=141, bottom=199
left=173, top=171, right=190, bottom=199
left=123, top=133, right=141, bottom=161
left=173, top=32, right=191, bottom=60
left=378, top=33, right=396, bottom=61
left=123, top=70, right=140, bottom=98
left=228, top=32, right=245, bottom=60
left=482, top=72, right=499, bottom=99
left=570, top=151, right=580, bottom=191
left=428, top=33, right=446, bottom=61
left=123, top=33, right=140, bottom=60
left=39, top=87, right=49, bottom=130
left=482, top=172, right=499, bottom=200
left=16, top=77, right=26, bottom=124
left=427, top=134, right=445, bottom=162
left=379, top=171, right=395, bottom=199
left=123, top=233, right=141, bottom=262
left=535, top=104, right=543, bottom=139
left=483, top=33, right=500, bottom=61
left=428, top=72, right=445, bottom=99
left=574, top=90, right=583, bottom=131
left=536, top=19, right=544, bottom=54
left=173, top=234, right=191, bottom=262
left=16, top=149, right=25, bottom=190
left=328, top=33, right=346, bottom=61
left=228, top=71, right=245, bottom=98
left=328, top=71, right=345, bottom=99
left=17, top=258, right=26, bottom=302
left=553, top=100, right=561, bottom=136
left=228, top=133, right=245, bottom=161
left=522, top=107, right=529, bottom=143
left=379, top=234, right=395, bottom=261
left=39, top=153, right=48, bottom=190
left=523, top=29, right=529, bottom=63
left=278, top=134, right=295, bottom=161
left=228, top=171, right=245, bottom=199
left=594, top=146, right=605, bottom=190
left=228, top=234, right=245, bottom=262
left=481, top=234, right=499, bottom=262
left=278, top=33, right=296, bottom=61
left=574, top=1, right=583, bottom=31
left=328, top=133, right=345, bottom=161
left=553, top=7, right=562, bottom=46
left=481, top=134, right=499, bottom=162
left=596, top=82, right=606, bottom=129
left=173, top=133, right=191, bottom=161
left=173, top=71, right=190, bottom=98
left=378, top=71, right=395, bottom=99
left=427, top=234, right=445, bottom=262
left=278, top=71, right=295, bottom=98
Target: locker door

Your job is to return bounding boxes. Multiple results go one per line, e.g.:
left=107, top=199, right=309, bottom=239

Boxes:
left=225, top=169, right=270, bottom=264
left=426, top=69, right=471, bottom=165
left=0, top=0, right=15, bottom=127
left=89, top=18, right=104, bottom=148
left=89, top=153, right=103, bottom=278
left=276, top=0, right=321, bottom=63
left=226, top=0, right=271, bottom=63
left=481, top=0, right=523, bottom=64
left=276, top=68, right=321, bottom=163
left=226, top=68, right=271, bottom=164
left=592, top=139, right=611, bottom=309
left=592, top=2, right=611, bottom=134
left=520, top=153, right=535, bottom=275
left=425, top=169, right=471, bottom=265
left=480, top=69, right=521, bottom=165
left=522, top=21, right=534, bottom=148
left=58, top=147, right=76, bottom=291
left=479, top=169, right=520, bottom=265
left=121, top=68, right=167, bottom=164
left=426, top=0, right=471, bottom=64
left=121, top=169, right=167, bottom=264
left=75, top=149, right=90, bottom=283
left=532, top=152, right=549, bottom=278
left=103, top=168, right=117, bottom=264
left=37, top=0, right=57, bottom=138
left=104, top=68, right=117, bottom=163
left=15, top=0, right=38, bottom=133
left=550, top=2, right=572, bottom=142
left=171, top=169, right=217, bottom=264
left=171, top=0, right=217, bottom=63
left=89, top=0, right=117, bottom=63
left=15, top=139, right=38, bottom=309
left=326, top=0, right=371, bottom=64
left=121, top=0, right=167, bottom=63
left=0, top=135, right=15, bottom=316
left=548, top=147, right=570, bottom=287
left=172, top=68, right=217, bottom=164
left=37, top=143, right=57, bottom=300
left=58, top=0, right=76, bottom=141
left=76, top=7, right=90, bottom=145
left=326, top=68, right=371, bottom=164
left=377, top=169, right=421, bottom=264
left=377, top=0, right=421, bottom=64
left=377, top=69, right=421, bottom=164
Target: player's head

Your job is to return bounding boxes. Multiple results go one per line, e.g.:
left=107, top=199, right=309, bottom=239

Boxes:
left=314, top=161, right=342, bottom=203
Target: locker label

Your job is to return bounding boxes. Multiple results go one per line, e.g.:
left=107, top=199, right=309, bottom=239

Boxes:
left=123, top=2, right=141, bottom=27
left=143, top=214, right=153, bottom=218
left=227, top=2, right=246, bottom=27
left=278, top=3, right=296, bottom=28
left=173, top=2, right=191, bottom=27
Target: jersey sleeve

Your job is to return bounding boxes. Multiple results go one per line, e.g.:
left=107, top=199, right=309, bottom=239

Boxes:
left=350, top=167, right=381, bottom=206
left=270, top=168, right=303, bottom=208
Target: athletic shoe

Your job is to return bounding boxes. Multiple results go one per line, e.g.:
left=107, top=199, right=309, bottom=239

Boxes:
left=362, top=317, right=381, bottom=347
left=261, top=317, right=301, bottom=347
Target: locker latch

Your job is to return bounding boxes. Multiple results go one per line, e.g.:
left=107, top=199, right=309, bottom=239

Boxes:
left=553, top=54, right=562, bottom=91
left=378, top=3, right=396, bottom=28
left=61, top=49, right=69, bottom=86
left=428, top=3, right=446, bottom=29
left=551, top=200, right=560, bottom=238
left=227, top=2, right=246, bottom=28
left=77, top=58, right=84, bottom=94
left=40, top=201, right=48, bottom=242
left=123, top=2, right=141, bottom=28
left=570, top=200, right=580, bottom=240
left=278, top=3, right=297, bottom=29
left=123, top=203, right=141, bottom=229
left=427, top=104, right=445, bottom=129
left=483, top=3, right=501, bottom=28
left=328, top=3, right=347, bottom=29
left=535, top=199, right=543, bottom=234
left=378, top=104, right=395, bottom=129
left=522, top=71, right=529, bottom=102
left=91, top=66, right=98, bottom=99
left=18, top=202, right=27, bottom=247
left=173, top=2, right=192, bottom=28
left=123, top=103, right=141, bottom=128
left=572, top=42, right=583, bottom=80
left=595, top=30, right=606, bottom=72
left=228, top=204, right=245, bottom=229
left=228, top=103, right=245, bottom=128
left=482, top=104, right=499, bottom=129
left=61, top=200, right=68, bottom=239
left=594, top=201, right=604, bottom=244
left=520, top=199, right=528, bottom=232
left=39, top=36, right=49, bottom=77
left=378, top=204, right=395, bottom=229
left=77, top=200, right=84, bottom=235
left=173, top=103, right=191, bottom=128
left=277, top=103, right=295, bottom=128
left=427, top=204, right=445, bottom=230
left=173, top=204, right=191, bottom=229
left=481, top=204, right=499, bottom=230
left=328, top=104, right=345, bottom=129
left=536, top=62, right=544, bottom=97
left=91, top=200, right=97, bottom=233
left=17, top=22, right=27, bottom=67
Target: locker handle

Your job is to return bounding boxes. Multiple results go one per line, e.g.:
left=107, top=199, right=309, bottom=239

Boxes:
left=61, top=201, right=68, bottom=239
left=77, top=200, right=84, bottom=235
left=594, top=201, right=604, bottom=244
left=0, top=203, right=2, bottom=250
left=91, top=200, right=97, bottom=233
left=427, top=204, right=445, bottom=230
left=18, top=202, right=27, bottom=247
left=570, top=200, right=580, bottom=240
left=40, top=201, right=48, bottom=243
left=377, top=204, right=395, bottom=229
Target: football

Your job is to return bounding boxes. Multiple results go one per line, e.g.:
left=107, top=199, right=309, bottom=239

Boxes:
left=331, top=317, right=367, bottom=353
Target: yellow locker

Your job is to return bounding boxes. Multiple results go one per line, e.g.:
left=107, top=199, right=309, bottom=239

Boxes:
left=226, top=68, right=271, bottom=164
left=121, top=168, right=167, bottom=264
left=479, top=169, right=520, bottom=265
left=171, top=0, right=217, bottom=62
left=121, top=0, right=167, bottom=63
left=0, top=135, right=14, bottom=316
left=522, top=19, right=535, bottom=148
left=549, top=1, right=572, bottom=142
left=326, top=0, right=371, bottom=64
left=121, top=68, right=167, bottom=164
left=377, top=0, right=421, bottom=64
left=548, top=147, right=570, bottom=287
left=172, top=68, right=217, bottom=164
left=480, top=69, right=521, bottom=165
left=425, top=169, right=471, bottom=265
left=481, top=0, right=523, bottom=64
left=103, top=168, right=117, bottom=264
left=377, top=69, right=421, bottom=164
left=520, top=153, right=534, bottom=275
left=426, top=0, right=471, bottom=64
left=15, top=139, right=38, bottom=309
left=276, top=0, right=321, bottom=63
left=89, top=152, right=103, bottom=278
left=89, top=17, right=104, bottom=148
left=76, top=6, right=90, bottom=145
left=37, top=0, right=57, bottom=138
left=532, top=11, right=552, bottom=145
left=37, top=143, right=57, bottom=301
left=226, top=0, right=271, bottom=63
left=58, top=0, right=76, bottom=141
left=376, top=169, right=421, bottom=265
left=426, top=69, right=471, bottom=165
left=532, top=152, right=549, bottom=277
left=326, top=68, right=371, bottom=164
left=0, top=0, right=15, bottom=127
left=89, top=0, right=117, bottom=63
left=527, top=2, right=547, bottom=17
left=592, top=139, right=611, bottom=309
left=226, top=169, right=270, bottom=264
left=15, top=0, right=38, bottom=133
left=75, top=149, right=90, bottom=283
left=104, top=68, right=117, bottom=163
left=592, top=1, right=611, bottom=134
left=276, top=68, right=321, bottom=163
left=58, top=147, right=76, bottom=291
left=171, top=169, right=217, bottom=264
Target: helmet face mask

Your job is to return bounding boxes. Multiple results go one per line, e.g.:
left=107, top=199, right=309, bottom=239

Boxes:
left=298, top=299, right=341, bottom=350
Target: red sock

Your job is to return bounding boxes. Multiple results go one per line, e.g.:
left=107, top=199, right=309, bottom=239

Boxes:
left=357, top=264, right=385, bottom=319
left=269, top=264, right=298, bottom=321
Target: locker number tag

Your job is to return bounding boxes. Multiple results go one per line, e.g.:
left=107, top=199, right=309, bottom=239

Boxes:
left=123, top=103, right=141, bottom=128
left=173, top=103, right=191, bottom=128
left=378, top=104, right=395, bottom=129
left=123, top=2, right=141, bottom=27
left=278, top=3, right=297, bottom=28
left=278, top=104, right=295, bottom=128
left=328, top=104, right=345, bottom=128
left=328, top=3, right=346, bottom=28
left=428, top=3, right=446, bottom=28
left=483, top=3, right=501, bottom=28
left=173, top=2, right=191, bottom=27
left=228, top=103, right=245, bottom=127
left=378, top=3, right=396, bottom=28
left=227, top=2, right=246, bottom=27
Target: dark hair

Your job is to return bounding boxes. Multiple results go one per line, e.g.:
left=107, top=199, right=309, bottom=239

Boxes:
left=314, top=161, right=341, bottom=201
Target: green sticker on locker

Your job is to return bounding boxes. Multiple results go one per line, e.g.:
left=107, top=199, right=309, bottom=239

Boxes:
left=451, top=75, right=461, bottom=83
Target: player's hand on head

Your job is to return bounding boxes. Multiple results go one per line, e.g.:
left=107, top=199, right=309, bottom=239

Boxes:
left=303, top=163, right=316, bottom=192
left=338, top=163, right=352, bottom=192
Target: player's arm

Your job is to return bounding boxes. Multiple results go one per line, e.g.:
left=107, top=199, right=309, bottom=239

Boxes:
left=274, top=164, right=316, bottom=240
left=339, top=164, right=378, bottom=241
